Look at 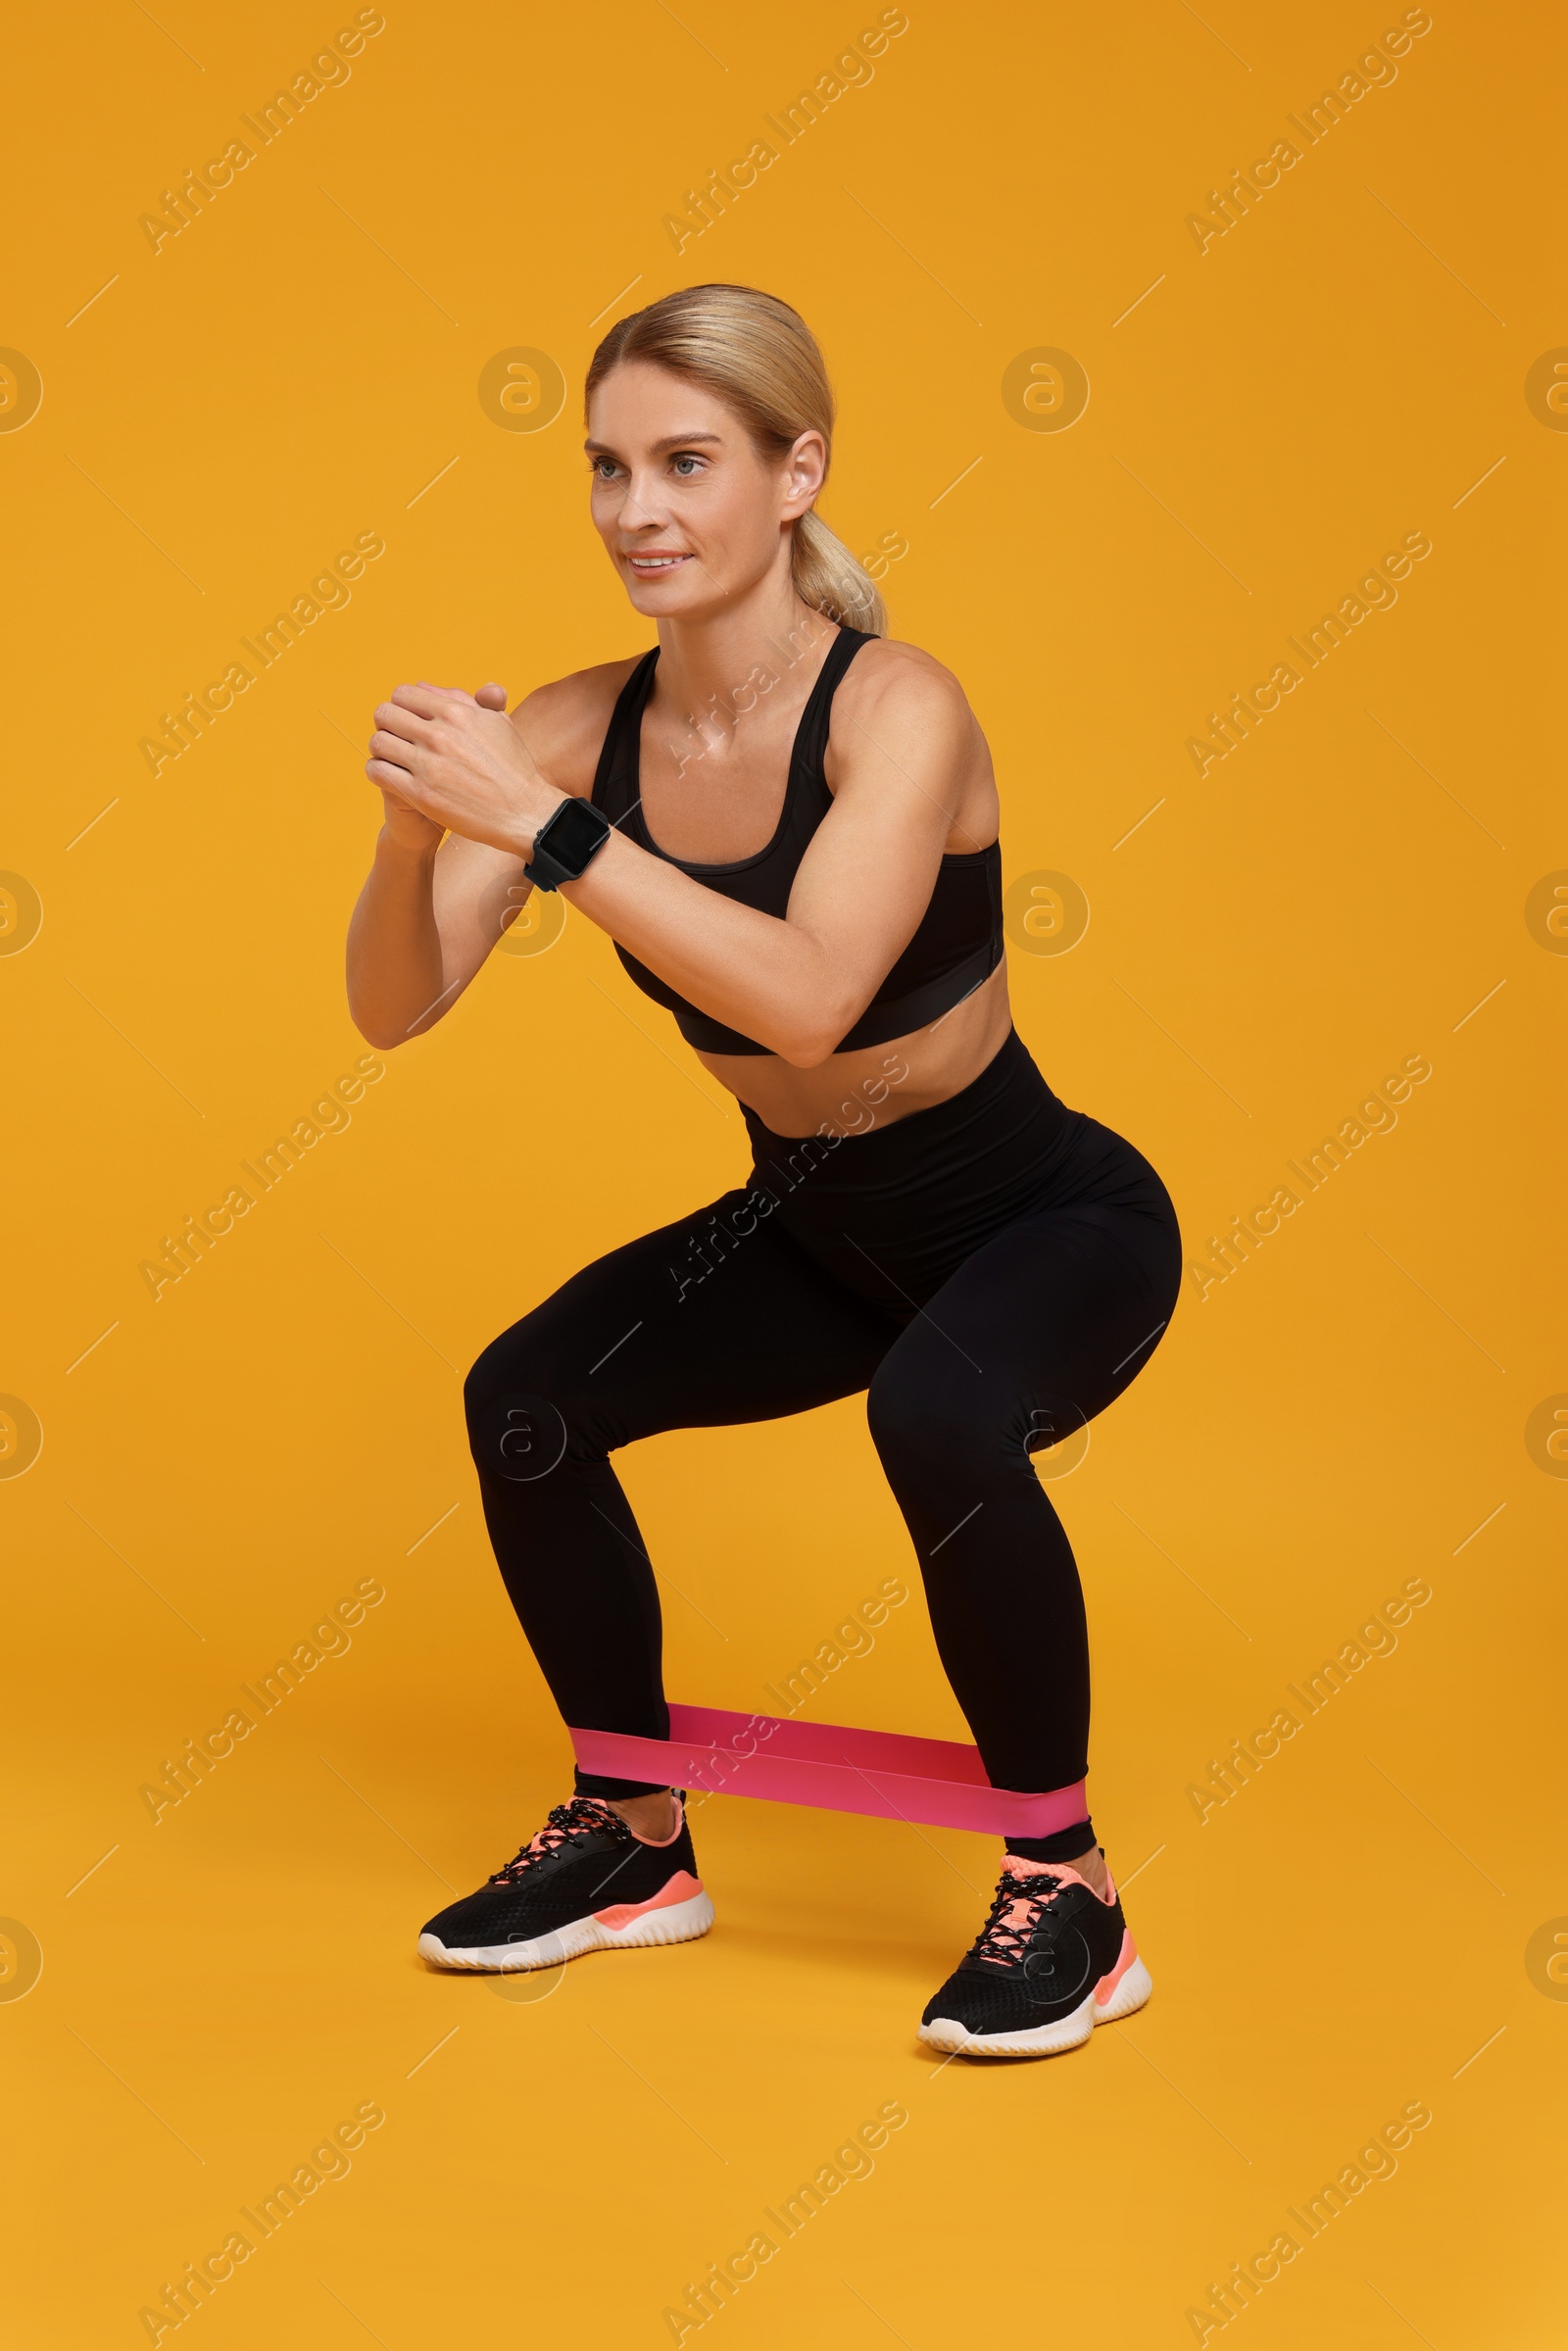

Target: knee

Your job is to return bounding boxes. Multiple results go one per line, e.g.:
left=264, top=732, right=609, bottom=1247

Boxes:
left=464, top=1317, right=580, bottom=1488
left=866, top=1351, right=990, bottom=1477
left=465, top=1316, right=562, bottom=1430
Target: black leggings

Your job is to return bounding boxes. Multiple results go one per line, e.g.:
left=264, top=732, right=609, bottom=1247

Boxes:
left=465, top=1030, right=1182, bottom=1811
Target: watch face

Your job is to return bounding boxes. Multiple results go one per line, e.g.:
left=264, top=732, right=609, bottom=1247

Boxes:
left=544, top=796, right=610, bottom=868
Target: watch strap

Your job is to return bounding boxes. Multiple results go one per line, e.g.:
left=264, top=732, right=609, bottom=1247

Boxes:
left=525, top=797, right=612, bottom=892
left=521, top=837, right=574, bottom=893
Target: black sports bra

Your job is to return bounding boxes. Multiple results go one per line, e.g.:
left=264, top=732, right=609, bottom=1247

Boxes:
left=590, top=625, right=1004, bottom=1056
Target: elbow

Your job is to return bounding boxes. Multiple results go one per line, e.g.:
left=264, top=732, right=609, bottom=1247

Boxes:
left=344, top=967, right=437, bottom=1053
left=764, top=991, right=865, bottom=1068
left=775, top=1033, right=841, bottom=1070
left=770, top=1011, right=855, bottom=1069
left=347, top=1004, right=411, bottom=1053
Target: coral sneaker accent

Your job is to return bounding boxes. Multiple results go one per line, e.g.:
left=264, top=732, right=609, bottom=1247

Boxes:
left=593, top=1871, right=705, bottom=1931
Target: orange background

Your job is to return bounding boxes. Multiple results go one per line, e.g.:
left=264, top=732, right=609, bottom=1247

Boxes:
left=3, top=1, right=1563, bottom=2343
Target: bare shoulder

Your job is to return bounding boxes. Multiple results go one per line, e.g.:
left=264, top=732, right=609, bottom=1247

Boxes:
left=507, top=654, right=644, bottom=799
left=829, top=635, right=981, bottom=779
left=823, top=633, right=996, bottom=842
left=833, top=634, right=975, bottom=741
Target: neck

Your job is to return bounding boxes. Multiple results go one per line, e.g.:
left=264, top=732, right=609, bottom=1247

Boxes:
left=650, top=572, right=838, bottom=736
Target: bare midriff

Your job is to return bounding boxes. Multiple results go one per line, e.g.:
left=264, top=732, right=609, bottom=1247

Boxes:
left=694, top=957, right=1014, bottom=1139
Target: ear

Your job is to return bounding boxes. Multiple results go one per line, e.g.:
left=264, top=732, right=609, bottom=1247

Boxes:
left=780, top=428, right=827, bottom=519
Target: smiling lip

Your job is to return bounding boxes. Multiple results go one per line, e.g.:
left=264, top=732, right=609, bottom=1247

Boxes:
left=625, top=552, right=693, bottom=571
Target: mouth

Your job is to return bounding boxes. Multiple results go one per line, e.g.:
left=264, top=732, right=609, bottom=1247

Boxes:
left=624, top=552, right=694, bottom=575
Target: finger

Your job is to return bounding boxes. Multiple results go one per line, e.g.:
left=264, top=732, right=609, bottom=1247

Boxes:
left=387, top=682, right=452, bottom=719
left=413, top=679, right=476, bottom=702
left=372, top=701, right=430, bottom=744
left=368, top=729, right=421, bottom=768
left=474, top=681, right=509, bottom=710
left=368, top=757, right=426, bottom=793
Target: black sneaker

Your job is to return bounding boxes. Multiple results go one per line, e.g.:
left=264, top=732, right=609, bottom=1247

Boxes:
left=417, top=1795, right=712, bottom=1972
left=918, top=1854, right=1151, bottom=2057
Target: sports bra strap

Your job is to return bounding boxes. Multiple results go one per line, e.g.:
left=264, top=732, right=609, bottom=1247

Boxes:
left=591, top=649, right=660, bottom=824
left=789, top=624, right=872, bottom=779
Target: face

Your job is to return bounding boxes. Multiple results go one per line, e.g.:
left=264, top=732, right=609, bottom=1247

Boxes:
left=586, top=360, right=825, bottom=620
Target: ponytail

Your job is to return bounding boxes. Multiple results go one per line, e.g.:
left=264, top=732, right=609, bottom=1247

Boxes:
left=792, top=509, right=887, bottom=635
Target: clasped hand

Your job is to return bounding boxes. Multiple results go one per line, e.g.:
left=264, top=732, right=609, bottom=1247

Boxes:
left=366, top=681, right=563, bottom=856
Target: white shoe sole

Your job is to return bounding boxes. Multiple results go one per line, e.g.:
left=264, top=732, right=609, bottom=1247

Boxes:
left=918, top=1954, right=1153, bottom=2058
left=418, top=1887, right=715, bottom=1973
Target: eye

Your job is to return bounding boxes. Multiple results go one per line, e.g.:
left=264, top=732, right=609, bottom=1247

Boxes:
left=670, top=453, right=706, bottom=477
left=591, top=457, right=621, bottom=482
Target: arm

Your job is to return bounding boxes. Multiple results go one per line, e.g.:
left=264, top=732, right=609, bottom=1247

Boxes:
left=345, top=675, right=619, bottom=1050
left=346, top=828, right=532, bottom=1051
left=363, top=644, right=980, bottom=1066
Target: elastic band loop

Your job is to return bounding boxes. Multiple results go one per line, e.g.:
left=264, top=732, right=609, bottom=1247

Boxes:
left=569, top=1704, right=1085, bottom=1838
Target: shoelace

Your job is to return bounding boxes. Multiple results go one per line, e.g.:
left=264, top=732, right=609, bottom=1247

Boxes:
left=970, top=1863, right=1076, bottom=1967
left=488, top=1797, right=626, bottom=1886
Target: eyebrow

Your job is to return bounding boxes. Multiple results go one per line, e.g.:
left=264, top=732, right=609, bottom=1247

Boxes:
left=583, top=431, right=726, bottom=457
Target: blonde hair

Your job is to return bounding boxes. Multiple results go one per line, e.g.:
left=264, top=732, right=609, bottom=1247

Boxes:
left=585, top=284, right=887, bottom=636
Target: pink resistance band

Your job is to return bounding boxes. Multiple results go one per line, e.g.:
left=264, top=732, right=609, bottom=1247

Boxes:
left=569, top=1705, right=1088, bottom=1838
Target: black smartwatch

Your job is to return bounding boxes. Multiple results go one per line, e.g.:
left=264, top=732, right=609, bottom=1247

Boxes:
left=524, top=796, right=612, bottom=892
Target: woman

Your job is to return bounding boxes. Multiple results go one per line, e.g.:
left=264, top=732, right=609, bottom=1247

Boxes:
left=346, top=285, right=1182, bottom=2059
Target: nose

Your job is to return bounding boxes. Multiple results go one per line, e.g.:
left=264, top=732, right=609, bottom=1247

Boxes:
left=618, top=467, right=673, bottom=534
